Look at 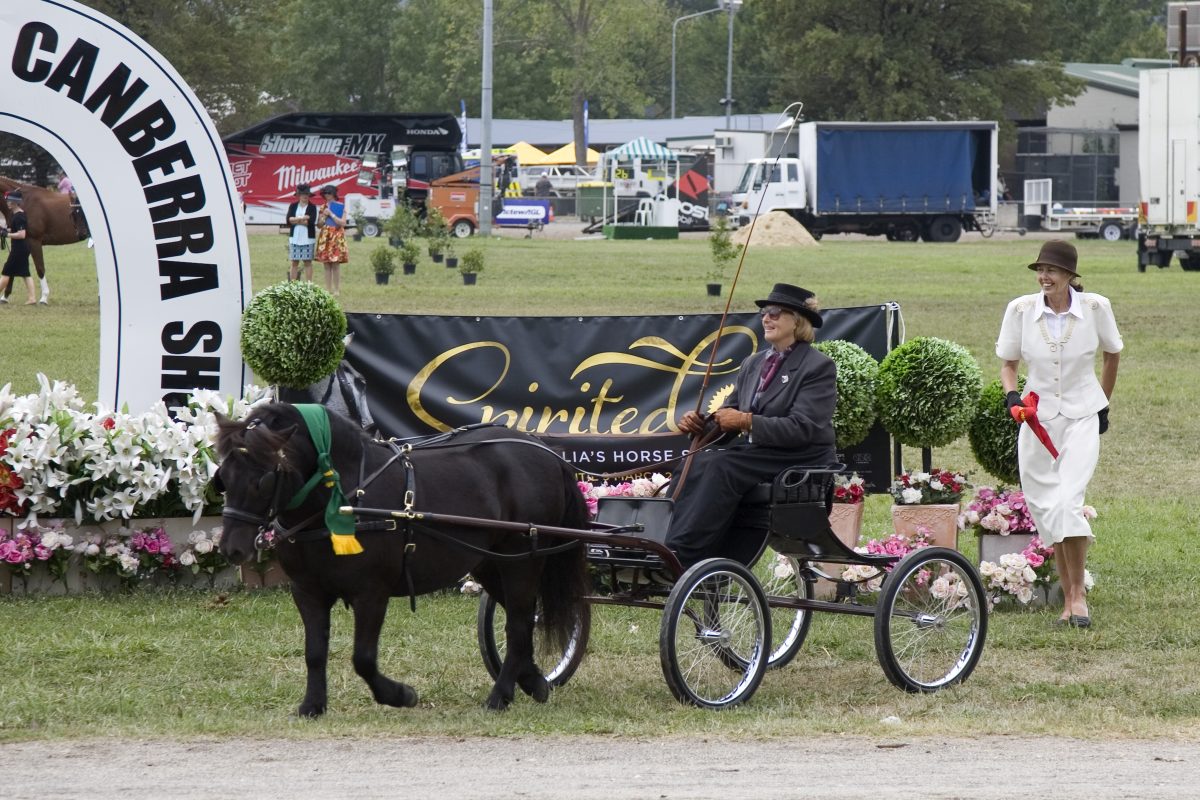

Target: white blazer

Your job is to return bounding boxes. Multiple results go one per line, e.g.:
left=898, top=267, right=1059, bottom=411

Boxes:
left=996, top=289, right=1123, bottom=419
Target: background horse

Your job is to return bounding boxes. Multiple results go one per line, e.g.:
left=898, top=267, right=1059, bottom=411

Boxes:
left=215, top=402, right=589, bottom=716
left=0, top=176, right=88, bottom=304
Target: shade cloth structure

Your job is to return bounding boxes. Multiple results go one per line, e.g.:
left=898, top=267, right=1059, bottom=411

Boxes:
left=540, top=141, right=601, bottom=164
left=606, top=136, right=679, bottom=161
left=501, top=140, right=552, bottom=166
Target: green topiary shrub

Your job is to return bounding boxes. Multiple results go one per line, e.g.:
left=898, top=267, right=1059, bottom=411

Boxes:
left=969, top=376, right=1026, bottom=485
left=875, top=336, right=982, bottom=448
left=814, top=339, right=879, bottom=449
left=240, top=282, right=346, bottom=389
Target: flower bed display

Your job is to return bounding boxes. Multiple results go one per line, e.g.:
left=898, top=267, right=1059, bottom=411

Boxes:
left=1, top=377, right=286, bottom=594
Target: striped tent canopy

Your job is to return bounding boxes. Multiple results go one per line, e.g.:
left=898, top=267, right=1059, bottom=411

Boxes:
left=607, top=136, right=679, bottom=160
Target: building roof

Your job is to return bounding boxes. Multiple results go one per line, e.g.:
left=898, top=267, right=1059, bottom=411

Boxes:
left=462, top=113, right=781, bottom=151
left=1063, top=59, right=1176, bottom=97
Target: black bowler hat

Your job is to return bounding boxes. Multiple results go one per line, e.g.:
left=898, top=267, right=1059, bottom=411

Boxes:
left=1027, top=239, right=1079, bottom=276
left=5, top=190, right=22, bottom=203
left=755, top=282, right=823, bottom=327
left=295, top=183, right=312, bottom=195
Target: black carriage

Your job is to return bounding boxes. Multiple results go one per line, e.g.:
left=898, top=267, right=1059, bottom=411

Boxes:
left=469, top=466, right=988, bottom=710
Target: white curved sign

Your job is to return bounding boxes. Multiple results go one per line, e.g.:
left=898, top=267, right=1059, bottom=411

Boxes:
left=1, top=0, right=249, bottom=411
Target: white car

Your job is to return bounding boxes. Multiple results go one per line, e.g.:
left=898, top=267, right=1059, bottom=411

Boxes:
left=517, top=164, right=596, bottom=196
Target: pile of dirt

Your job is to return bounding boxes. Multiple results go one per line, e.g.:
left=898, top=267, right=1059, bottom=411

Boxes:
left=731, top=211, right=819, bottom=247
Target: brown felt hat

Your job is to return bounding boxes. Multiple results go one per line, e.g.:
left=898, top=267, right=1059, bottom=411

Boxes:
left=1027, top=239, right=1079, bottom=276
left=755, top=282, right=823, bottom=327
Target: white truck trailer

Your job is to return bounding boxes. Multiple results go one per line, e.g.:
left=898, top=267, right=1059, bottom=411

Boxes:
left=1138, top=67, right=1200, bottom=271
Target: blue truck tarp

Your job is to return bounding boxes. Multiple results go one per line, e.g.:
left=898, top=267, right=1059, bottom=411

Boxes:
left=815, top=128, right=978, bottom=214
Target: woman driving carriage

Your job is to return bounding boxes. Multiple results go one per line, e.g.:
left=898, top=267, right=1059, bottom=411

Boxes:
left=664, top=283, right=837, bottom=569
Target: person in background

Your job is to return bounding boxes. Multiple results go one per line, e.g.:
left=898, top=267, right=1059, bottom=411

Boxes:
left=665, top=283, right=838, bottom=568
left=996, top=240, right=1122, bottom=629
left=285, top=184, right=317, bottom=281
left=56, top=171, right=73, bottom=195
left=0, top=191, right=36, bottom=305
left=315, top=184, right=348, bottom=296
left=534, top=171, right=553, bottom=198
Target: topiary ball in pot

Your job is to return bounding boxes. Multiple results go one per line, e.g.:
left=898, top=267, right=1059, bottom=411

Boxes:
left=241, top=282, right=347, bottom=389
left=968, top=377, right=1026, bottom=485
left=875, top=336, right=982, bottom=448
left=814, top=339, right=879, bottom=449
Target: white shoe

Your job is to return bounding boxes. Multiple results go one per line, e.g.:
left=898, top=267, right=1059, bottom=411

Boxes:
left=0, top=297, right=8, bottom=304
left=38, top=298, right=48, bottom=305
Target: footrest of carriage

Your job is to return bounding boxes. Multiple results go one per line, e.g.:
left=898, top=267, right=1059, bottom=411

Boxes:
left=586, top=543, right=666, bottom=570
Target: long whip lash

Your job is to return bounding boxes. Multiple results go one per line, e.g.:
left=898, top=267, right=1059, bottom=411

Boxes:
left=673, top=103, right=805, bottom=498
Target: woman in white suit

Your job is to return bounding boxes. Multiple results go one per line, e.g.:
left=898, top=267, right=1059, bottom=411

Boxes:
left=996, top=240, right=1123, bottom=628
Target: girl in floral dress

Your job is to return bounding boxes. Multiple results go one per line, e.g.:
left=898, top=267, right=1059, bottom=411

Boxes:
left=316, top=184, right=348, bottom=295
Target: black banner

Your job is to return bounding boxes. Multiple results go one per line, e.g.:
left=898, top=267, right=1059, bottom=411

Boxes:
left=345, top=305, right=897, bottom=490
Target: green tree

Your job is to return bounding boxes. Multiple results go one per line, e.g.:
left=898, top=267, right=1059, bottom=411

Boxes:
left=1036, top=0, right=1167, bottom=63
left=79, top=0, right=285, bottom=133
left=745, top=0, right=1083, bottom=122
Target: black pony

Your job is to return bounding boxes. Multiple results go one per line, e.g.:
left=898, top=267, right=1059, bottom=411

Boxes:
left=215, top=402, right=589, bottom=715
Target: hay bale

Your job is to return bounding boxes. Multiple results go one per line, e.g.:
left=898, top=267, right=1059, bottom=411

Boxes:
left=731, top=211, right=819, bottom=247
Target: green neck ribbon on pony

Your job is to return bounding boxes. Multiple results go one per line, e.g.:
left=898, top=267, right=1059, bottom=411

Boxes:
left=286, top=404, right=364, bottom=555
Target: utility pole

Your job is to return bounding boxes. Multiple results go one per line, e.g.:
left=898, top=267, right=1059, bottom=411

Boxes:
left=724, top=0, right=735, bottom=127
left=479, top=0, right=494, bottom=236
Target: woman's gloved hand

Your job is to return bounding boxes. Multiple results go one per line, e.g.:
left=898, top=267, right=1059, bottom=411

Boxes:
left=677, top=411, right=708, bottom=435
left=1098, top=407, right=1109, bottom=434
left=1005, top=391, right=1023, bottom=412
left=712, top=407, right=752, bottom=433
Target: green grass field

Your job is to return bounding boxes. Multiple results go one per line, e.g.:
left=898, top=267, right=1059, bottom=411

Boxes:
left=1, top=230, right=1198, bottom=741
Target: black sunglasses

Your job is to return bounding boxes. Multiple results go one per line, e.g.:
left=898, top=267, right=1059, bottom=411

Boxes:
left=760, top=305, right=794, bottom=320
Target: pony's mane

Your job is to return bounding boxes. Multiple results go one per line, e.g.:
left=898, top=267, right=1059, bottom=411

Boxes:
left=215, top=405, right=302, bottom=474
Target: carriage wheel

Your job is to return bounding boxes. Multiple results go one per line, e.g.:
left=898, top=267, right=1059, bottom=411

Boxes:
left=476, top=591, right=591, bottom=688
left=873, top=547, right=988, bottom=692
left=753, top=550, right=814, bottom=670
left=659, top=559, right=770, bottom=709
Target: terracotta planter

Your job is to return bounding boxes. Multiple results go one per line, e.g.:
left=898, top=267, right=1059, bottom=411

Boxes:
left=891, top=503, right=960, bottom=550
left=814, top=502, right=864, bottom=599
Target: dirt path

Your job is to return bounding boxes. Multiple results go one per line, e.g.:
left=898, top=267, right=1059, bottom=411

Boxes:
left=2, top=735, right=1193, bottom=799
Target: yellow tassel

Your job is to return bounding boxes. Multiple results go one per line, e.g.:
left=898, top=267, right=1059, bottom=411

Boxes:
left=330, top=533, right=364, bottom=555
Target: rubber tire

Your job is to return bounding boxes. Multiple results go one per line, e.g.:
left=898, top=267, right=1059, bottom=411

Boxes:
left=361, top=221, right=381, bottom=238
left=659, top=559, right=770, bottom=709
left=476, top=590, right=590, bottom=688
left=753, top=550, right=814, bottom=670
left=452, top=219, right=475, bottom=238
left=924, top=215, right=963, bottom=243
left=873, top=547, right=987, bottom=693
left=1098, top=221, right=1123, bottom=242
left=1179, top=254, right=1200, bottom=272
left=891, top=221, right=921, bottom=242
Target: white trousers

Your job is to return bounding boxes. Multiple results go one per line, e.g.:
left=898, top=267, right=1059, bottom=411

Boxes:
left=1018, top=413, right=1099, bottom=544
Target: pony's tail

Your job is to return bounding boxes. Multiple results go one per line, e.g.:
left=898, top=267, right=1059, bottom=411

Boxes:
left=536, top=469, right=590, bottom=652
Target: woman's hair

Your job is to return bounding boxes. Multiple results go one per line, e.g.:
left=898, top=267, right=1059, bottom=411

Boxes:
left=1070, top=276, right=1084, bottom=292
left=792, top=296, right=820, bottom=343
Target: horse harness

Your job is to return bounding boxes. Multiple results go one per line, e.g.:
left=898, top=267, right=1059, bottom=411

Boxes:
left=221, top=419, right=580, bottom=609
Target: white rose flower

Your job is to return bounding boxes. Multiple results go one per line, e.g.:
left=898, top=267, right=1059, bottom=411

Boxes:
left=194, top=539, right=213, bottom=555
left=179, top=551, right=196, bottom=567
left=929, top=479, right=944, bottom=491
left=901, top=487, right=923, bottom=504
